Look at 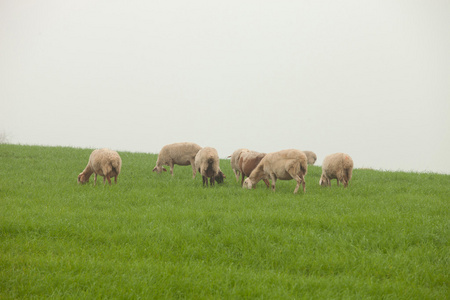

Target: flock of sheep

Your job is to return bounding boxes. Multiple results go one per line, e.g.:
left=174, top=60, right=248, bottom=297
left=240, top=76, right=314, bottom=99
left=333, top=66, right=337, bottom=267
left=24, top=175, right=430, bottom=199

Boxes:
left=77, top=142, right=354, bottom=193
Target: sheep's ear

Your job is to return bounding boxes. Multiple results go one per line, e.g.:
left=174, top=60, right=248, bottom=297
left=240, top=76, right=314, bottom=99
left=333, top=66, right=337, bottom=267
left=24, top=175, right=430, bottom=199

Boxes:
left=162, top=167, right=167, bottom=172
left=152, top=167, right=158, bottom=172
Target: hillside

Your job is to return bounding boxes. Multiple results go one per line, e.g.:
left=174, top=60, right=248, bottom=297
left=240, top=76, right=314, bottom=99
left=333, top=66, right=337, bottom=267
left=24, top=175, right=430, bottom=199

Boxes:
left=1, top=144, right=448, bottom=298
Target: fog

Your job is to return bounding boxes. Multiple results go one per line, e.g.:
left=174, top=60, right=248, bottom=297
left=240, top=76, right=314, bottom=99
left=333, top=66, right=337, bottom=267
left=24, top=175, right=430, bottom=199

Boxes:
left=1, top=0, right=449, bottom=174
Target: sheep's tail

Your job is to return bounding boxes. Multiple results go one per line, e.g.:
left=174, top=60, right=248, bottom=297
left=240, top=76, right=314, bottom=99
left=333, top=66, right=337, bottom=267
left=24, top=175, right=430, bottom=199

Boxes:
left=111, top=159, right=121, bottom=175
left=343, top=155, right=352, bottom=180
left=346, top=165, right=353, bottom=182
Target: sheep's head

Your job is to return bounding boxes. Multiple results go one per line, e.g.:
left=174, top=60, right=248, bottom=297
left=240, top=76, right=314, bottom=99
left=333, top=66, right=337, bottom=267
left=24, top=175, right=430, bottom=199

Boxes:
left=215, top=170, right=226, bottom=184
left=319, top=175, right=329, bottom=186
left=152, top=166, right=167, bottom=173
left=243, top=178, right=253, bottom=189
left=77, top=173, right=88, bottom=184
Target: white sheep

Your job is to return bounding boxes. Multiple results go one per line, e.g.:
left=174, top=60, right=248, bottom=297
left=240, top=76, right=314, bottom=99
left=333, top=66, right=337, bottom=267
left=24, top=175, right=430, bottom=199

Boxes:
left=228, top=148, right=250, bottom=182
left=77, top=148, right=122, bottom=186
left=243, top=149, right=308, bottom=194
left=195, top=147, right=221, bottom=186
left=303, top=151, right=317, bottom=165
left=319, top=153, right=353, bottom=188
left=152, top=142, right=202, bottom=178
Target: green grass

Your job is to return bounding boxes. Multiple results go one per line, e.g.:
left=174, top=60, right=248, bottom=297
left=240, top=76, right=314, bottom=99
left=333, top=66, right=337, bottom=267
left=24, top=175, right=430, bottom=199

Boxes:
left=0, top=144, right=448, bottom=299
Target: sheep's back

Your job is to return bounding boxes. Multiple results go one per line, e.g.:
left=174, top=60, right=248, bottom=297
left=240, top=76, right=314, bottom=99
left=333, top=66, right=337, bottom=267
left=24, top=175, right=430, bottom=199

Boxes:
left=160, top=142, right=201, bottom=164
left=261, top=149, right=306, bottom=176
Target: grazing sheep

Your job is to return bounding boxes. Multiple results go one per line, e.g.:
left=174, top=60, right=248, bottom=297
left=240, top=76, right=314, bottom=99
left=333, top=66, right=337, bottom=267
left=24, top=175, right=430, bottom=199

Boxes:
left=152, top=142, right=202, bottom=178
left=319, top=153, right=353, bottom=188
left=303, top=151, right=317, bottom=165
left=229, top=148, right=250, bottom=182
left=195, top=147, right=221, bottom=186
left=215, top=168, right=226, bottom=184
left=238, top=151, right=270, bottom=188
left=243, top=149, right=308, bottom=194
left=78, top=148, right=122, bottom=186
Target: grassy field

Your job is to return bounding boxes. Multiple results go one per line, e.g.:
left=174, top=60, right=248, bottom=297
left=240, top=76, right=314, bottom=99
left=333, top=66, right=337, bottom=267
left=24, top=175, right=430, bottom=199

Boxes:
left=0, top=144, right=448, bottom=299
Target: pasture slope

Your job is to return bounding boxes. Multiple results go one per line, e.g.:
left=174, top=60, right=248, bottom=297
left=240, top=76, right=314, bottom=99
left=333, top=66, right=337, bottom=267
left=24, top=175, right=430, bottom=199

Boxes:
left=0, top=144, right=448, bottom=299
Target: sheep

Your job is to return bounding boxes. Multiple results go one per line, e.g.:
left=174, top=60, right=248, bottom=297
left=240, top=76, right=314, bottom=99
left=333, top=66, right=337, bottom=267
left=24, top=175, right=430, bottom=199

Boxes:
left=228, top=148, right=250, bottom=182
left=152, top=142, right=202, bottom=178
left=303, top=151, right=317, bottom=165
left=77, top=148, right=122, bottom=186
left=243, top=149, right=308, bottom=194
left=238, top=151, right=270, bottom=188
left=319, top=153, right=353, bottom=188
left=194, top=147, right=221, bottom=186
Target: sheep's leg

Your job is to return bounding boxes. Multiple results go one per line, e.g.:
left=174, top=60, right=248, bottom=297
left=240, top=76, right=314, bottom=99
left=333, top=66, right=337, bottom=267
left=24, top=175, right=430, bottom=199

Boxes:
left=288, top=168, right=305, bottom=193
left=202, top=176, right=207, bottom=187
left=234, top=170, right=240, bottom=182
left=241, top=172, right=245, bottom=186
left=337, top=169, right=345, bottom=187
left=296, top=174, right=306, bottom=193
left=263, top=179, right=270, bottom=188
left=105, top=176, right=111, bottom=185
left=169, top=162, right=174, bottom=176
left=342, top=176, right=348, bottom=188
left=210, top=176, right=215, bottom=186
left=269, top=174, right=277, bottom=192
left=302, top=175, right=306, bottom=192
left=293, top=178, right=300, bottom=194
left=290, top=174, right=302, bottom=194
left=94, top=174, right=98, bottom=186
left=114, top=176, right=118, bottom=184
left=190, top=160, right=197, bottom=178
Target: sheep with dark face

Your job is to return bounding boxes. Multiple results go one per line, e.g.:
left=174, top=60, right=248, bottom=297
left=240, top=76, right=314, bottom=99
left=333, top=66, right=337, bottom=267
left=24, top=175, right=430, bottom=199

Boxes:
left=152, top=142, right=202, bottom=178
left=195, top=147, right=221, bottom=187
left=78, top=148, right=122, bottom=186
left=243, top=149, right=308, bottom=194
left=214, top=169, right=226, bottom=184
left=320, top=153, right=353, bottom=188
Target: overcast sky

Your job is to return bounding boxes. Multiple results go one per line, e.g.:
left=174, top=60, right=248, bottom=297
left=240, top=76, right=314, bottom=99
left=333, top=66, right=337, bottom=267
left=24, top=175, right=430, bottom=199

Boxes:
left=1, top=0, right=449, bottom=174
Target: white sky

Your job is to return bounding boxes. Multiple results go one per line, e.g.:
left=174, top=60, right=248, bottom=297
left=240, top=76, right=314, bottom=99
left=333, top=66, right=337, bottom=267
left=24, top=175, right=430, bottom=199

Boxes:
left=1, top=0, right=449, bottom=173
